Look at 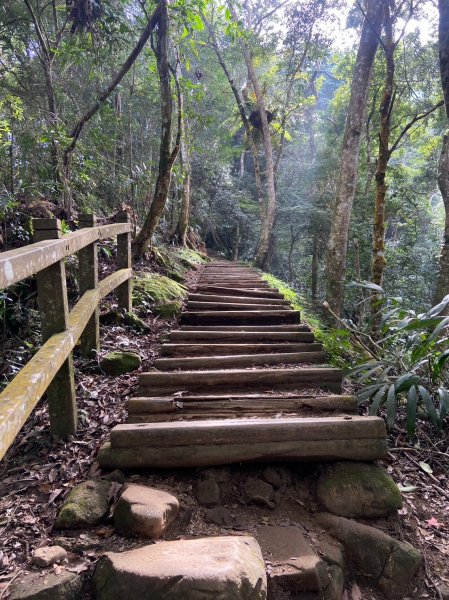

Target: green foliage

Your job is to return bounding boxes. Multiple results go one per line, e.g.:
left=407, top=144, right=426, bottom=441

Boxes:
left=349, top=284, right=449, bottom=437
left=261, top=273, right=355, bottom=368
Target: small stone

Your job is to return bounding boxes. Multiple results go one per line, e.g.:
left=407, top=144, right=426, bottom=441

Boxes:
left=262, top=466, right=290, bottom=488
left=32, top=546, right=67, bottom=567
left=53, top=535, right=104, bottom=554
left=316, top=462, right=402, bottom=518
left=101, top=470, right=126, bottom=484
left=205, top=506, right=234, bottom=527
left=113, top=484, right=179, bottom=539
left=319, top=540, right=344, bottom=568
left=257, top=525, right=328, bottom=593
left=199, top=467, right=231, bottom=483
left=55, top=479, right=111, bottom=529
left=324, top=565, right=344, bottom=600
left=316, top=513, right=422, bottom=598
left=244, top=479, right=275, bottom=509
left=9, top=571, right=83, bottom=600
left=438, top=584, right=449, bottom=600
left=94, top=536, right=267, bottom=599
left=195, top=478, right=221, bottom=507
left=100, top=351, right=141, bottom=376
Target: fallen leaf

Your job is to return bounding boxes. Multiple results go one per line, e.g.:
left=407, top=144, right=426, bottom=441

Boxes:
left=419, top=462, right=433, bottom=475
left=426, top=517, right=444, bottom=529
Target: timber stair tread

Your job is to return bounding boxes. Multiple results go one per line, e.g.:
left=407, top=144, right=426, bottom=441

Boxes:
left=99, top=260, right=387, bottom=469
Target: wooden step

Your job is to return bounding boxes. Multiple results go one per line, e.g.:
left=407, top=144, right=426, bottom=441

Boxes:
left=98, top=416, right=388, bottom=468
left=154, top=351, right=327, bottom=371
left=186, top=301, right=286, bottom=311
left=187, top=294, right=289, bottom=306
left=178, top=325, right=311, bottom=331
left=127, top=394, right=358, bottom=421
left=139, top=367, right=342, bottom=394
left=169, top=331, right=314, bottom=342
left=160, top=343, right=322, bottom=356
left=181, top=310, right=301, bottom=325
left=195, top=285, right=283, bottom=298
left=198, top=282, right=270, bottom=288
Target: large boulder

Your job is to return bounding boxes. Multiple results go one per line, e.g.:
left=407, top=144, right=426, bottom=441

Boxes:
left=55, top=479, right=111, bottom=529
left=316, top=513, right=422, bottom=598
left=94, top=536, right=267, bottom=600
left=100, top=351, right=141, bottom=376
left=9, top=571, right=83, bottom=600
left=316, top=462, right=402, bottom=518
left=113, top=484, right=179, bottom=539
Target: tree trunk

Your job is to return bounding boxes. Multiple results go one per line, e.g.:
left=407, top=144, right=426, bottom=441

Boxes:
left=232, top=223, right=240, bottom=261
left=371, top=5, right=394, bottom=323
left=177, top=133, right=191, bottom=246
left=435, top=0, right=449, bottom=302
left=133, top=0, right=182, bottom=258
left=325, top=0, right=384, bottom=315
left=312, top=231, right=319, bottom=302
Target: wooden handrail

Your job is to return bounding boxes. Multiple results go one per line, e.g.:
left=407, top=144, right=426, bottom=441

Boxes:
left=0, top=214, right=133, bottom=461
left=0, top=222, right=131, bottom=289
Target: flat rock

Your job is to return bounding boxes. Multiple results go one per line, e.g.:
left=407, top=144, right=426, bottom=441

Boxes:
left=9, top=570, right=83, bottom=600
left=31, top=546, right=67, bottom=567
left=316, top=462, right=402, bottom=518
left=256, top=525, right=328, bottom=593
left=195, top=478, right=221, bottom=507
left=113, top=484, right=179, bottom=539
left=316, top=513, right=422, bottom=598
left=262, top=466, right=290, bottom=489
left=94, top=536, right=267, bottom=599
left=55, top=479, right=111, bottom=529
left=100, top=351, right=141, bottom=375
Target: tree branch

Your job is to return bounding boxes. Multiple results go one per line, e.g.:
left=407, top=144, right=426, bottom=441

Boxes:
left=389, top=100, right=444, bottom=156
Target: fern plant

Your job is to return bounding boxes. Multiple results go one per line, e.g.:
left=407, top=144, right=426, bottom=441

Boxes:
left=348, top=283, right=449, bottom=437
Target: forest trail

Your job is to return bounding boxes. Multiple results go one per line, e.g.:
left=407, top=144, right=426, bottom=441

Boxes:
left=98, top=261, right=387, bottom=469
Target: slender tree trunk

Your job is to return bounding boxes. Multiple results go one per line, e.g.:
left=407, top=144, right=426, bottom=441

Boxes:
left=133, top=0, right=181, bottom=257
left=435, top=0, right=449, bottom=302
left=325, top=0, right=384, bottom=315
left=311, top=231, right=319, bottom=302
left=177, top=134, right=191, bottom=246
left=232, top=223, right=240, bottom=261
left=371, top=6, right=394, bottom=322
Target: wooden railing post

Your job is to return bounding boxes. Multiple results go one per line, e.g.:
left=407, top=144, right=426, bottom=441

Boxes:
left=33, top=218, right=77, bottom=439
left=116, top=211, right=132, bottom=312
left=78, top=213, right=100, bottom=357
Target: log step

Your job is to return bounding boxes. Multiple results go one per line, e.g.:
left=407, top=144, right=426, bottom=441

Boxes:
left=98, top=416, right=388, bottom=468
left=139, top=367, right=342, bottom=394
left=154, top=351, right=327, bottom=371
left=169, top=331, right=315, bottom=342
left=187, top=294, right=290, bottom=306
left=186, top=301, right=286, bottom=311
left=178, top=325, right=311, bottom=331
left=195, top=285, right=284, bottom=298
left=161, top=343, right=322, bottom=356
left=181, top=310, right=301, bottom=325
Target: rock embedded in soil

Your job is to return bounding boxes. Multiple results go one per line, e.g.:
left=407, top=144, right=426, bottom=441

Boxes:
left=31, top=545, right=67, bottom=567
left=244, top=479, right=275, bottom=509
left=9, top=570, right=83, bottom=600
left=101, top=469, right=126, bottom=484
left=113, top=484, right=179, bottom=539
left=55, top=479, right=111, bottom=529
left=316, top=513, right=422, bottom=598
left=205, top=506, right=234, bottom=526
left=99, top=350, right=141, bottom=376
left=94, top=536, right=267, bottom=600
left=195, top=478, right=221, bottom=507
left=316, top=462, right=402, bottom=518
left=256, top=526, right=329, bottom=594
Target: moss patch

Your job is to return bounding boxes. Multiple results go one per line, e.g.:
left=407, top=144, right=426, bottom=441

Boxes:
left=153, top=246, right=208, bottom=283
left=133, top=273, right=187, bottom=319
left=55, top=480, right=111, bottom=529
left=100, top=351, right=141, bottom=375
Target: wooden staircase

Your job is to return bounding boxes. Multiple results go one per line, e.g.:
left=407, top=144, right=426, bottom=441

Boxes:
left=98, top=261, right=387, bottom=469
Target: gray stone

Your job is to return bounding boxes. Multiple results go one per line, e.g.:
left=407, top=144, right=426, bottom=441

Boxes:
left=9, top=571, right=83, bottom=600
left=316, top=462, right=402, bottom=518
left=94, top=536, right=267, bottom=599
left=262, top=466, right=290, bottom=488
left=113, top=484, right=179, bottom=539
left=55, top=479, right=111, bottom=529
left=100, top=351, right=141, bottom=376
left=195, top=478, right=221, bottom=507
left=256, top=525, right=328, bottom=593
left=199, top=467, right=231, bottom=483
left=53, top=535, right=103, bottom=554
left=101, top=469, right=126, bottom=484
left=324, top=565, right=344, bottom=600
left=438, top=584, right=449, bottom=600
left=205, top=506, right=234, bottom=526
left=244, top=479, right=275, bottom=509
left=318, top=540, right=344, bottom=568
left=31, top=546, right=67, bottom=567
left=316, top=513, right=422, bottom=598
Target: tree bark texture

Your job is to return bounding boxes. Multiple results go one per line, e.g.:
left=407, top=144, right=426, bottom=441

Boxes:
left=435, top=0, right=449, bottom=302
left=325, top=0, right=384, bottom=315
left=133, top=0, right=182, bottom=257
